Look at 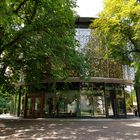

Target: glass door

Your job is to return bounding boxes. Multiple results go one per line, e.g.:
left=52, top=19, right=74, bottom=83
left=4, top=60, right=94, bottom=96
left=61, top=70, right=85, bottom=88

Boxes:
left=26, top=93, right=44, bottom=118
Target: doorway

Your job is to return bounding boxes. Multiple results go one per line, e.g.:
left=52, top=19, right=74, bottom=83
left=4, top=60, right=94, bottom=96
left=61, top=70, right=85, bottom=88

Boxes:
left=25, top=92, right=45, bottom=118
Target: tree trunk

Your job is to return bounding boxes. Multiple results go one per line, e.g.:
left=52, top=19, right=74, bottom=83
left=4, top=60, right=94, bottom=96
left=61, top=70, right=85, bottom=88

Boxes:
left=134, top=69, right=140, bottom=117
left=135, top=86, right=140, bottom=117
left=17, top=86, right=22, bottom=117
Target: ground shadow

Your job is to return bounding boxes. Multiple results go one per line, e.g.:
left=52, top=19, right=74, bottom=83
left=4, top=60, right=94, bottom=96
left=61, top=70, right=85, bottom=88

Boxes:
left=0, top=119, right=140, bottom=140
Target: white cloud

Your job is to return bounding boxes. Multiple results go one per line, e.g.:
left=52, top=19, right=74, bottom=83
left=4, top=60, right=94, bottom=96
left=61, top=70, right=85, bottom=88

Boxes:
left=75, top=0, right=103, bottom=17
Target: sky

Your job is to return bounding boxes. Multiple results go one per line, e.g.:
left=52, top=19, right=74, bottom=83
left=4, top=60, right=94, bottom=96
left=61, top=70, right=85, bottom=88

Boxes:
left=76, top=0, right=104, bottom=17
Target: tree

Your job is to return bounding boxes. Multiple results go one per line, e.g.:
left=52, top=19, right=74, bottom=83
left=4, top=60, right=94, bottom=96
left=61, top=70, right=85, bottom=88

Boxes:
left=0, top=0, right=87, bottom=91
left=91, top=0, right=140, bottom=115
left=85, top=35, right=124, bottom=78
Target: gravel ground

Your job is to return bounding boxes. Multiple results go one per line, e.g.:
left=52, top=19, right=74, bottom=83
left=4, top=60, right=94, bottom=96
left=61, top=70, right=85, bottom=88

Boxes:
left=0, top=115, right=140, bottom=140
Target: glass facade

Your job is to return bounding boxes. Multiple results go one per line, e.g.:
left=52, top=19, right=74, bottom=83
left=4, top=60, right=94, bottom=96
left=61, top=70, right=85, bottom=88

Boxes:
left=21, top=17, right=134, bottom=118
left=22, top=82, right=128, bottom=118
left=75, top=23, right=134, bottom=80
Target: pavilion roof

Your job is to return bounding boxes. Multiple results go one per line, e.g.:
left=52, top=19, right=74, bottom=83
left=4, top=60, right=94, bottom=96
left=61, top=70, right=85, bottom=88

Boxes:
left=44, top=77, right=133, bottom=85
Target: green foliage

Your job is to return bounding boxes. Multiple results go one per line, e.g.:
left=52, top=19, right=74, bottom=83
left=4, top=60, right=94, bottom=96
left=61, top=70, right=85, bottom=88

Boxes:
left=0, top=88, right=13, bottom=113
left=91, top=0, right=140, bottom=84
left=0, top=108, right=3, bottom=114
left=0, top=0, right=86, bottom=91
left=125, top=90, right=136, bottom=112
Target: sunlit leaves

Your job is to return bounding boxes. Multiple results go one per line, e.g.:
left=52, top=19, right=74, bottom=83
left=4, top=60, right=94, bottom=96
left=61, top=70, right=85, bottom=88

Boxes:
left=1, top=0, right=86, bottom=91
left=91, top=0, right=140, bottom=84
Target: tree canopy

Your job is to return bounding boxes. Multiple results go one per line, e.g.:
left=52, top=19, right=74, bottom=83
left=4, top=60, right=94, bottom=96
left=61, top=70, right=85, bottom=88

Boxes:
left=91, top=0, right=140, bottom=82
left=0, top=0, right=87, bottom=91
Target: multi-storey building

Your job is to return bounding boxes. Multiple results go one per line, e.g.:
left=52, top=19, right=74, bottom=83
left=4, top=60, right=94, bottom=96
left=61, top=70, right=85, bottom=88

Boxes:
left=18, top=17, right=133, bottom=118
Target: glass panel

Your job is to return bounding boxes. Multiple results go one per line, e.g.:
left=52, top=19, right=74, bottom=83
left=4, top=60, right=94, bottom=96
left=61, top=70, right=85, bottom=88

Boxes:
left=35, top=98, right=41, bottom=111
left=27, top=98, right=31, bottom=116
left=80, top=84, right=106, bottom=117
left=93, top=90, right=105, bottom=117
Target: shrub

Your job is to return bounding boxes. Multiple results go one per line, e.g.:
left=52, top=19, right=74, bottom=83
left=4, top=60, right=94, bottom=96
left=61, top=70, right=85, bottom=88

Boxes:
left=3, top=108, right=8, bottom=114
left=0, top=108, right=3, bottom=114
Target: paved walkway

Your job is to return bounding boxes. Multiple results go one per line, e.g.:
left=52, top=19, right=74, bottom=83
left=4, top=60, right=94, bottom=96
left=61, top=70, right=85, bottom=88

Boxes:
left=0, top=114, right=140, bottom=140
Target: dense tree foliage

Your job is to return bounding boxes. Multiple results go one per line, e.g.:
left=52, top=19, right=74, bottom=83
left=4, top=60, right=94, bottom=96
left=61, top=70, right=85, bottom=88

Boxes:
left=91, top=0, right=140, bottom=78
left=91, top=0, right=140, bottom=115
left=0, top=0, right=87, bottom=92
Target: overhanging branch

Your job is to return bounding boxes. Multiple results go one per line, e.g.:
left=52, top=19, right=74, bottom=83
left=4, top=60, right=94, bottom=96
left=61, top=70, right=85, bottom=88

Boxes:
left=29, top=0, right=39, bottom=23
left=14, top=0, right=28, bottom=14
